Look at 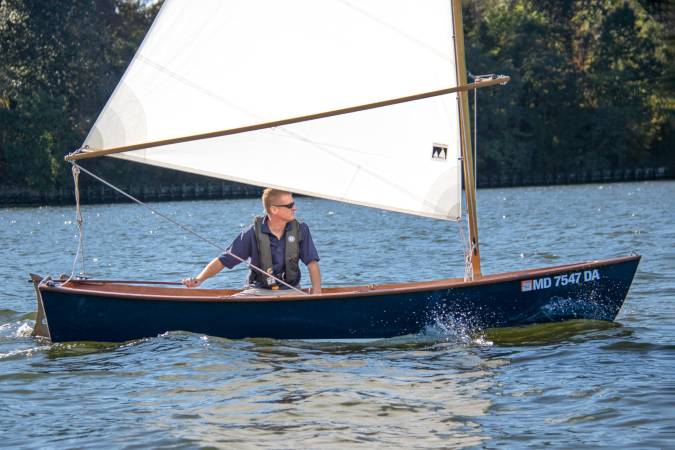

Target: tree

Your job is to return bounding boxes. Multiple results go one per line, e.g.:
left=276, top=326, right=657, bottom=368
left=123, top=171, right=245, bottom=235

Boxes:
left=0, top=0, right=159, bottom=189
left=464, top=0, right=671, bottom=178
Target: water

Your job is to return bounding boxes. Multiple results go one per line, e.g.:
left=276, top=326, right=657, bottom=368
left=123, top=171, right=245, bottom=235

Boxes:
left=1, top=181, right=673, bottom=449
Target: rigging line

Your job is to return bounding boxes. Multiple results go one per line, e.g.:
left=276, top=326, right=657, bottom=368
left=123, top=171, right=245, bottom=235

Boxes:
left=474, top=81, right=477, bottom=188
left=74, top=165, right=86, bottom=276
left=65, top=164, right=85, bottom=284
left=468, top=72, right=479, bottom=190
left=69, top=162, right=307, bottom=295
left=457, top=210, right=473, bottom=282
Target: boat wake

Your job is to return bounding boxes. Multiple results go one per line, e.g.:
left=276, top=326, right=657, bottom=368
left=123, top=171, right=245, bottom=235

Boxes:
left=0, top=311, right=35, bottom=340
left=0, top=312, right=50, bottom=361
left=0, top=343, right=51, bottom=361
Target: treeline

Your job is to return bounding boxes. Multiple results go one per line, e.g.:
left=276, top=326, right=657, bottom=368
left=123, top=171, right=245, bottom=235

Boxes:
left=0, top=0, right=165, bottom=191
left=464, top=0, right=674, bottom=177
left=0, top=0, right=673, bottom=194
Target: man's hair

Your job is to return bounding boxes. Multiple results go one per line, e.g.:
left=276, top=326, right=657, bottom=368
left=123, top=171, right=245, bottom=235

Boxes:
left=262, top=188, right=291, bottom=213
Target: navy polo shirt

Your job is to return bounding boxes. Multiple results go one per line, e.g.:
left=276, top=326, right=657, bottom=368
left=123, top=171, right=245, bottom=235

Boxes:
left=218, top=216, right=320, bottom=288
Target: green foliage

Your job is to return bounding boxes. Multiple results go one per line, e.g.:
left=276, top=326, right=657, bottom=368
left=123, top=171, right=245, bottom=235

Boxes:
left=0, top=0, right=159, bottom=189
left=0, top=0, right=671, bottom=193
left=465, top=0, right=673, bottom=177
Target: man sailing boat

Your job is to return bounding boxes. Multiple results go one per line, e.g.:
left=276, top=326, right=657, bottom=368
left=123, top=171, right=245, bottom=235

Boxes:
left=182, top=188, right=322, bottom=295
left=29, top=1, right=638, bottom=343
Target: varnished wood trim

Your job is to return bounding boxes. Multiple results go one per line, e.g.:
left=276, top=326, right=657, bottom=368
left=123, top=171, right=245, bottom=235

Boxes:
left=40, top=255, right=640, bottom=304
left=65, top=78, right=510, bottom=161
left=452, top=0, right=482, bottom=277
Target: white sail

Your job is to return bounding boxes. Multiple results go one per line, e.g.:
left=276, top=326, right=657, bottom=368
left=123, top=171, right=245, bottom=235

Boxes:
left=83, top=0, right=463, bottom=220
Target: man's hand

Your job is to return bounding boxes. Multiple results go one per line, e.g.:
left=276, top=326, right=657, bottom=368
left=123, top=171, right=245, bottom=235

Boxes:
left=181, top=258, right=225, bottom=288
left=182, top=277, right=202, bottom=288
left=311, top=286, right=322, bottom=295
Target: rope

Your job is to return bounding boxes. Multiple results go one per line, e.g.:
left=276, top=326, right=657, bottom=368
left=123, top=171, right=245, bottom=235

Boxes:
left=456, top=212, right=473, bottom=282
left=68, top=161, right=307, bottom=295
left=468, top=72, right=495, bottom=190
left=473, top=82, right=478, bottom=188
left=65, top=164, right=86, bottom=284
left=469, top=78, right=478, bottom=278
left=463, top=71, right=494, bottom=282
left=461, top=72, right=505, bottom=280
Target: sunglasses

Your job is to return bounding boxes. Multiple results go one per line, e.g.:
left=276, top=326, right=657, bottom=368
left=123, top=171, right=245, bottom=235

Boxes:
left=273, top=202, right=295, bottom=209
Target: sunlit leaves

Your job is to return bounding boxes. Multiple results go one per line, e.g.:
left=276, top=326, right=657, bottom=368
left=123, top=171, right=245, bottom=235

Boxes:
left=464, top=0, right=671, bottom=178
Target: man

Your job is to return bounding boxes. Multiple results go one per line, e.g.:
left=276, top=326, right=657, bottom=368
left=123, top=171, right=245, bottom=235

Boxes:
left=182, top=188, right=322, bottom=295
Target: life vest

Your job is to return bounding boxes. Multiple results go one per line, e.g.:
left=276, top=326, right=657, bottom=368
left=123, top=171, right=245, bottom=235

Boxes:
left=250, top=216, right=301, bottom=288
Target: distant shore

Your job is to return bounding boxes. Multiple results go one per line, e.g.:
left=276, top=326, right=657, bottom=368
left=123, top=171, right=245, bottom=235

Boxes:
left=476, top=166, right=671, bottom=189
left=0, top=181, right=263, bottom=207
left=1, top=166, right=671, bottom=207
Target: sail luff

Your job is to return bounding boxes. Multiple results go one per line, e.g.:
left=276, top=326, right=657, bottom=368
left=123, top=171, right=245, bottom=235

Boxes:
left=65, top=78, right=508, bottom=162
left=451, top=0, right=482, bottom=277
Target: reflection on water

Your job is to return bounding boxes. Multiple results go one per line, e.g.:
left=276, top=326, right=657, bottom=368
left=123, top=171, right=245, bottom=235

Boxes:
left=143, top=336, right=500, bottom=449
left=2, top=331, right=504, bottom=449
left=1, top=181, right=674, bottom=448
left=483, top=320, right=627, bottom=346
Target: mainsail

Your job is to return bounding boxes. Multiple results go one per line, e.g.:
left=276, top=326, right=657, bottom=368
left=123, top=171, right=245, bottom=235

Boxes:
left=82, top=0, right=463, bottom=220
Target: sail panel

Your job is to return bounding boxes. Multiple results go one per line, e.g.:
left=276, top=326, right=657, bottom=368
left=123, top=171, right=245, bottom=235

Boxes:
left=85, top=0, right=462, bottom=219
left=114, top=94, right=462, bottom=220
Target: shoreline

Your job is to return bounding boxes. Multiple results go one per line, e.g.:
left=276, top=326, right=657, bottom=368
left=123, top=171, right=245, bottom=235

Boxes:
left=1, top=166, right=671, bottom=207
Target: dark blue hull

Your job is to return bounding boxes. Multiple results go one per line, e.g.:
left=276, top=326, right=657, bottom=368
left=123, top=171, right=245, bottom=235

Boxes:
left=33, top=256, right=640, bottom=342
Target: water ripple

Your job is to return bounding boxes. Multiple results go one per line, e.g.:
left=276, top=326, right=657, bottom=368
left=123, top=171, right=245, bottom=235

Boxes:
left=1, top=181, right=674, bottom=448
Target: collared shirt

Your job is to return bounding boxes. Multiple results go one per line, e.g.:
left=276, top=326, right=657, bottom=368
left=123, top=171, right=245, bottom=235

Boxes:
left=218, top=216, right=320, bottom=288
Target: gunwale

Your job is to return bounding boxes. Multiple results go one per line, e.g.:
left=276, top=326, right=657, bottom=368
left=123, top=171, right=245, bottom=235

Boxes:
left=39, top=255, right=640, bottom=304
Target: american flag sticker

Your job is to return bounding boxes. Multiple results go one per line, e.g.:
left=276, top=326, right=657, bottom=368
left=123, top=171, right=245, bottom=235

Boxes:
left=521, top=280, right=532, bottom=292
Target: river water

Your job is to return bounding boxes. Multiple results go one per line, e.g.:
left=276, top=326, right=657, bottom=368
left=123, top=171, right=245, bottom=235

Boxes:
left=1, top=181, right=673, bottom=449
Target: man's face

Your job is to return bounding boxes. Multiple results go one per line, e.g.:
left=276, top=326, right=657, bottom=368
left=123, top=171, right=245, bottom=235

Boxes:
left=270, top=193, right=296, bottom=221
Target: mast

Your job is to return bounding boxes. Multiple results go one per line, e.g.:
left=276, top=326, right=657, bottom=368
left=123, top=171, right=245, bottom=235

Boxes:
left=68, top=0, right=508, bottom=226
left=451, top=0, right=482, bottom=278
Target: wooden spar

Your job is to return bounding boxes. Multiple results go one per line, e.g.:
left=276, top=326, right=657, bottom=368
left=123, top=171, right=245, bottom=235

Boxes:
left=452, top=0, right=482, bottom=278
left=64, top=77, right=509, bottom=161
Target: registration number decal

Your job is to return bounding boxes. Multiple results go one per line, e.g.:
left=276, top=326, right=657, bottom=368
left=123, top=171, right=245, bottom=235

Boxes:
left=521, top=269, right=601, bottom=292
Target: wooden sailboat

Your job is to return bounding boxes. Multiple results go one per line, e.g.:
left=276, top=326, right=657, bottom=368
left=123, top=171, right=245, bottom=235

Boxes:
left=31, top=0, right=639, bottom=342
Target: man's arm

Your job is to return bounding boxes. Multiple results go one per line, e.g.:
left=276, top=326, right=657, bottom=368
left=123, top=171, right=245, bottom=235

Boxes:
left=307, top=260, right=322, bottom=294
left=183, top=228, right=253, bottom=288
left=182, top=257, right=225, bottom=288
left=298, top=223, right=321, bottom=294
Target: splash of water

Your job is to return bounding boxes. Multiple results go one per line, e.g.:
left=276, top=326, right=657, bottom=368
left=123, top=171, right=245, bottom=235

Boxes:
left=422, top=306, right=492, bottom=347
